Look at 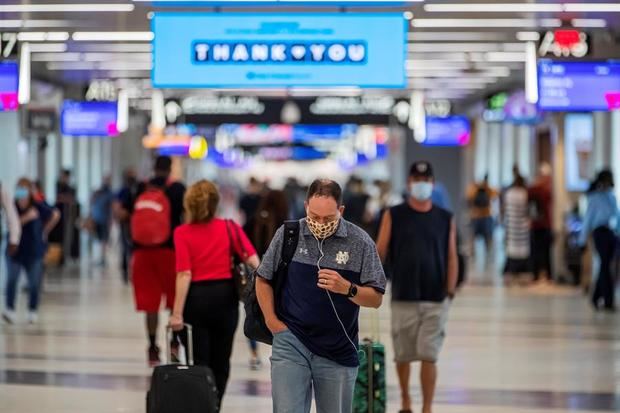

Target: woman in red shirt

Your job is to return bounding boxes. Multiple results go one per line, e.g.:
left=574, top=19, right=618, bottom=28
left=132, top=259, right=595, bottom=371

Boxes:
left=169, top=180, right=259, bottom=407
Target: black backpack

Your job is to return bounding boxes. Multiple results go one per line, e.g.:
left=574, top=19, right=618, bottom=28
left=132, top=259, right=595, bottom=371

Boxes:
left=243, top=220, right=299, bottom=345
left=473, top=186, right=491, bottom=209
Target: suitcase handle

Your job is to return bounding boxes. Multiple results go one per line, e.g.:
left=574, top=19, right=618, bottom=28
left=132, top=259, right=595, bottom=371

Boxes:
left=166, top=324, right=194, bottom=366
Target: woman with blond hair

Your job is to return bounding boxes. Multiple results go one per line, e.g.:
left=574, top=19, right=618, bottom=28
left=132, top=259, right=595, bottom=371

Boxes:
left=169, top=180, right=259, bottom=407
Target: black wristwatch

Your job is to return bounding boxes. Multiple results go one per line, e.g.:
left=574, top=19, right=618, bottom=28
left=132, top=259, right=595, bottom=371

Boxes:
left=347, top=283, right=358, bottom=298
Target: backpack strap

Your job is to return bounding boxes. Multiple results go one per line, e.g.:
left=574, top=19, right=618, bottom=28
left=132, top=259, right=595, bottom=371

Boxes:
left=281, top=220, right=300, bottom=265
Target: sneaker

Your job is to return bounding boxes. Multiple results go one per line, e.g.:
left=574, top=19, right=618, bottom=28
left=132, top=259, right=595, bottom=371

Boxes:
left=148, top=346, right=161, bottom=367
left=2, top=310, right=16, bottom=324
left=27, top=312, right=38, bottom=324
left=249, top=357, right=263, bottom=371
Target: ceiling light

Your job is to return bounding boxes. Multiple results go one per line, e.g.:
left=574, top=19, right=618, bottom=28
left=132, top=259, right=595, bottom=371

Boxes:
left=412, top=19, right=562, bottom=28
left=72, top=32, right=154, bottom=41
left=82, top=52, right=152, bottom=62
left=571, top=19, right=607, bottom=28
left=46, top=61, right=152, bottom=71
left=47, top=62, right=96, bottom=70
left=408, top=43, right=525, bottom=53
left=424, top=3, right=563, bottom=13
left=485, top=52, right=526, bottom=62
left=72, top=44, right=153, bottom=52
left=408, top=32, right=512, bottom=42
left=29, top=43, right=67, bottom=52
left=516, top=32, right=540, bottom=42
left=0, top=20, right=76, bottom=28
left=0, top=4, right=135, bottom=12
left=32, top=52, right=82, bottom=62
left=17, top=32, right=70, bottom=42
left=565, top=4, right=620, bottom=12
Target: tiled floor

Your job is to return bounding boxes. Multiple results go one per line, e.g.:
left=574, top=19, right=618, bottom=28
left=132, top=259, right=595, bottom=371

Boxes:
left=1, top=258, right=619, bottom=413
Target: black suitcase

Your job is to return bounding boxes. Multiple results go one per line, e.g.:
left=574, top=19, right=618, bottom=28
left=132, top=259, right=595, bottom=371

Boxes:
left=147, top=324, right=219, bottom=413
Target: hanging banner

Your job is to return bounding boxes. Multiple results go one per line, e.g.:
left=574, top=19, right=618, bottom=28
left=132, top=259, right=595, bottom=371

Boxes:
left=152, top=13, right=406, bottom=88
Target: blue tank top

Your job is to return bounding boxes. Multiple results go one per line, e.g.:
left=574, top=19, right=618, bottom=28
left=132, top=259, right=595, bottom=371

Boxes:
left=389, top=203, right=452, bottom=302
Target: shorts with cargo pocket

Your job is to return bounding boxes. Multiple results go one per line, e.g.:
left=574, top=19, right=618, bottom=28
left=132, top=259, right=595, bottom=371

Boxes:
left=391, top=300, right=450, bottom=363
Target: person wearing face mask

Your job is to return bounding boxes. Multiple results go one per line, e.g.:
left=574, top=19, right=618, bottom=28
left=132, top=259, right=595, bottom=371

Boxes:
left=376, top=161, right=458, bottom=413
left=255, top=179, right=386, bottom=413
left=2, top=178, right=60, bottom=324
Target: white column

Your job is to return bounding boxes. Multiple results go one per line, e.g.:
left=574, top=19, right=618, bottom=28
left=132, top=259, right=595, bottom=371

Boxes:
left=487, top=123, right=502, bottom=188
left=77, top=138, right=90, bottom=211
left=552, top=114, right=568, bottom=277
left=61, top=135, right=74, bottom=170
left=90, top=138, right=102, bottom=190
left=45, top=134, right=58, bottom=202
left=517, top=125, right=533, bottom=181
left=501, top=122, right=515, bottom=186
left=474, top=120, right=488, bottom=182
left=592, top=112, right=608, bottom=173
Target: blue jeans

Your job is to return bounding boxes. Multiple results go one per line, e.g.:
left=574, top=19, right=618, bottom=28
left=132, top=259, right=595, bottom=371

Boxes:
left=5, top=256, right=44, bottom=311
left=271, top=330, right=358, bottom=413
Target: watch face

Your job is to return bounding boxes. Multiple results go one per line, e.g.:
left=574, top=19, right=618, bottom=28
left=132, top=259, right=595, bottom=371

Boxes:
left=350, top=285, right=358, bottom=297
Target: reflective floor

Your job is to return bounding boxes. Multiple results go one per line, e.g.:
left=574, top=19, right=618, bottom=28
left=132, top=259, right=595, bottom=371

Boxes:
left=1, top=254, right=619, bottom=413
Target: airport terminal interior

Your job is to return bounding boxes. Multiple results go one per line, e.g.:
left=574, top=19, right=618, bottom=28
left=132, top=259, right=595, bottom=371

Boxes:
left=1, top=0, right=620, bottom=412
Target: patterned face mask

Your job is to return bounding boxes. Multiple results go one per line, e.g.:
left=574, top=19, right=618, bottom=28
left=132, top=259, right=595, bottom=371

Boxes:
left=306, top=215, right=340, bottom=239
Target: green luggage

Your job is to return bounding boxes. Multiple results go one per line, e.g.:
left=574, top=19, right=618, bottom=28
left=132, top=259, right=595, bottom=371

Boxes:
left=353, top=339, right=387, bottom=413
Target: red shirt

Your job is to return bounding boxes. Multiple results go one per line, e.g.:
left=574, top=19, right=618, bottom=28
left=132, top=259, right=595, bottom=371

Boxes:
left=174, top=218, right=257, bottom=282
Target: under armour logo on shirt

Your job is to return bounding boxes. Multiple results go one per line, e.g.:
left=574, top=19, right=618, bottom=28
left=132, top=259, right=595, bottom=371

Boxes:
left=299, top=248, right=309, bottom=255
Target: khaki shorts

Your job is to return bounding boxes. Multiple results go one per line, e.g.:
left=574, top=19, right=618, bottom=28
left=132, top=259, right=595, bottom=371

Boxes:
left=391, top=300, right=450, bottom=363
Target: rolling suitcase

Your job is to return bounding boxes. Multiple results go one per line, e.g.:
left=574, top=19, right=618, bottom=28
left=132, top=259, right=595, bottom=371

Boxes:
left=353, top=339, right=387, bottom=413
left=147, top=324, right=219, bottom=413
left=353, top=310, right=386, bottom=413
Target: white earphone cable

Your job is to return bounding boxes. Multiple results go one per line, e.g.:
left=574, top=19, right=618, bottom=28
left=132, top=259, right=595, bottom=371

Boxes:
left=315, top=236, right=363, bottom=360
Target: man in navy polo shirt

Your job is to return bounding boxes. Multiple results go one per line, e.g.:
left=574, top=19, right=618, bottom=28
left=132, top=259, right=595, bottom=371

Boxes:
left=256, top=179, right=386, bottom=413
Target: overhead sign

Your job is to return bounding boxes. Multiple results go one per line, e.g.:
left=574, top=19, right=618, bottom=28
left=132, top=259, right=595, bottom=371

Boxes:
left=61, top=101, right=119, bottom=137
left=538, top=60, right=620, bottom=111
left=169, top=97, right=409, bottom=125
left=0, top=32, right=18, bottom=59
left=143, top=1, right=409, bottom=6
left=538, top=30, right=589, bottom=59
left=26, top=109, right=57, bottom=134
left=424, top=116, right=470, bottom=147
left=0, top=61, right=18, bottom=112
left=152, top=13, right=406, bottom=88
left=85, top=80, right=117, bottom=102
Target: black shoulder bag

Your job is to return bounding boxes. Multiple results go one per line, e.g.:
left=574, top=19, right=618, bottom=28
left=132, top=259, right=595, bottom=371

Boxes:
left=226, top=220, right=252, bottom=301
left=243, top=220, right=299, bottom=345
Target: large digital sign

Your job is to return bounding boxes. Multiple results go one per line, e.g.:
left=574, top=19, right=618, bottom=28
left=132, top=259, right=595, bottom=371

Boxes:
left=61, top=101, right=119, bottom=137
left=152, top=13, right=406, bottom=88
left=538, top=60, right=620, bottom=111
left=0, top=61, right=19, bottom=112
left=424, top=116, right=470, bottom=146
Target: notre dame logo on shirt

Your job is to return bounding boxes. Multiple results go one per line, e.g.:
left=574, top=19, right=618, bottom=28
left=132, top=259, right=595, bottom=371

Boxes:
left=336, top=251, right=350, bottom=265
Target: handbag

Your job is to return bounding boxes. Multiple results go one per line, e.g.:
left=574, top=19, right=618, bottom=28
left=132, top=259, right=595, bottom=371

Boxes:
left=225, top=220, right=251, bottom=301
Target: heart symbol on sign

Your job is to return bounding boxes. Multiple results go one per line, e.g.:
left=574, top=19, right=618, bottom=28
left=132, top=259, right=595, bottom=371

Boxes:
left=291, top=45, right=306, bottom=60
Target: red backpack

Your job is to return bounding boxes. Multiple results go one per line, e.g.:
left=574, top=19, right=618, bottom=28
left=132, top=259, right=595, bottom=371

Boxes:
left=131, top=187, right=171, bottom=246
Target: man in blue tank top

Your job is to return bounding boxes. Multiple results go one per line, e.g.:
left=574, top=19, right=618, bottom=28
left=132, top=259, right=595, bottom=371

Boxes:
left=376, top=161, right=458, bottom=413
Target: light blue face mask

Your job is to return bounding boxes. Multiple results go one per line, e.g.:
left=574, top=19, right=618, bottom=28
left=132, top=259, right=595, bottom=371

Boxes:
left=410, top=182, right=434, bottom=201
left=14, top=187, right=30, bottom=201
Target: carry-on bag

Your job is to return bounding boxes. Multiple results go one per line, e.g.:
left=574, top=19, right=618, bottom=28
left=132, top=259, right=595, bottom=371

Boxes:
left=147, top=324, right=219, bottom=413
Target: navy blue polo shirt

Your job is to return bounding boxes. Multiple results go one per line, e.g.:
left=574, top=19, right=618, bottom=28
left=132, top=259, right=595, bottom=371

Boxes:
left=257, top=218, right=386, bottom=367
left=14, top=202, right=54, bottom=264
